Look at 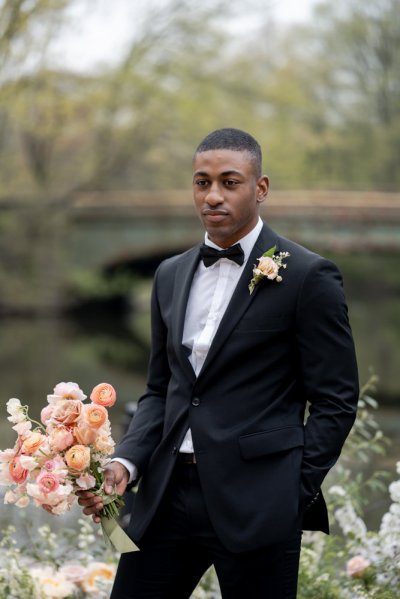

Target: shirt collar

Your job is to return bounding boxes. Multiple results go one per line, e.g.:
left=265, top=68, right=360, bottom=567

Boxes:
left=204, top=217, right=263, bottom=266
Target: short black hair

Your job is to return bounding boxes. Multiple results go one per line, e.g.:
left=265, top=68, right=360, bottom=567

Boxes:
left=194, top=128, right=262, bottom=177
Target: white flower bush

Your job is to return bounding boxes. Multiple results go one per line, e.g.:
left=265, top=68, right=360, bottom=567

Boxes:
left=0, top=519, right=117, bottom=599
left=298, top=375, right=400, bottom=599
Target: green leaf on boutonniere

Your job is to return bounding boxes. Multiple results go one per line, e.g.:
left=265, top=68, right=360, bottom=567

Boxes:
left=262, top=245, right=276, bottom=258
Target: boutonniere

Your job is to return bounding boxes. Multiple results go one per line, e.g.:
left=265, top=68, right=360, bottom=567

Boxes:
left=248, top=245, right=290, bottom=294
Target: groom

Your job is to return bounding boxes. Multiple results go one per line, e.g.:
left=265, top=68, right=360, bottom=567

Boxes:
left=78, top=128, right=359, bottom=598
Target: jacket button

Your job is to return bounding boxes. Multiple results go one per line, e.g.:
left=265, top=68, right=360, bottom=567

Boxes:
left=192, top=397, right=200, bottom=406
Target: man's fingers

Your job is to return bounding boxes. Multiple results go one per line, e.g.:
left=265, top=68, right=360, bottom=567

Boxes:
left=104, top=470, right=117, bottom=494
left=77, top=491, right=103, bottom=513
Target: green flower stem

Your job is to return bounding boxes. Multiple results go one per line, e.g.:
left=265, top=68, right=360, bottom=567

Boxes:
left=90, top=459, right=125, bottom=520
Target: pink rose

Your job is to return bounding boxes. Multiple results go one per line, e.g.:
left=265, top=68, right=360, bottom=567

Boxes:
left=346, top=555, right=371, bottom=577
left=52, top=400, right=82, bottom=426
left=41, top=404, right=54, bottom=425
left=49, top=425, right=75, bottom=452
left=9, top=456, right=29, bottom=483
left=90, top=383, right=116, bottom=408
left=42, top=456, right=68, bottom=480
left=47, top=382, right=87, bottom=403
left=36, top=471, right=60, bottom=494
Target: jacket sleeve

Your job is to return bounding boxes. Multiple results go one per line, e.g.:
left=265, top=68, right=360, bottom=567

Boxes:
left=295, top=258, right=359, bottom=507
left=113, top=265, right=170, bottom=475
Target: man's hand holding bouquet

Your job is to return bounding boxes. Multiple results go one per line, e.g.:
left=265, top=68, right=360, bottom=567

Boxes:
left=0, top=381, right=137, bottom=553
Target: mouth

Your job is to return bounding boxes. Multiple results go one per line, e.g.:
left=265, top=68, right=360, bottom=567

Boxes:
left=202, top=209, right=228, bottom=223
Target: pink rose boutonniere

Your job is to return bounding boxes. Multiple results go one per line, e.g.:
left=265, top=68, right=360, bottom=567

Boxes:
left=249, top=245, right=290, bottom=294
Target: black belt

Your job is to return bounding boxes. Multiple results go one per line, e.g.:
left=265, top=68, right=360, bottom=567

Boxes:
left=177, top=452, right=197, bottom=464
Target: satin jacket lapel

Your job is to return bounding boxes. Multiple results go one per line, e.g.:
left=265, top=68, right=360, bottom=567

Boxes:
left=170, top=245, right=201, bottom=383
left=197, top=224, right=279, bottom=381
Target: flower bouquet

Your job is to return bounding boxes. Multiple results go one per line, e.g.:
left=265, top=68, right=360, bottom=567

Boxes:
left=0, top=381, right=137, bottom=553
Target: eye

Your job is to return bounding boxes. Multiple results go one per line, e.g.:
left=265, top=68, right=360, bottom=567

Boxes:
left=224, top=179, right=240, bottom=187
left=194, top=179, right=209, bottom=187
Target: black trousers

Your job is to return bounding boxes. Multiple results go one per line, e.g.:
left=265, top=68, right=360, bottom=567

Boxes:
left=110, top=461, right=302, bottom=599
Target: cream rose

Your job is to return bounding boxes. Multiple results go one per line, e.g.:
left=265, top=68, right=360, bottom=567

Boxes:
left=94, top=430, right=115, bottom=455
left=255, top=256, right=279, bottom=279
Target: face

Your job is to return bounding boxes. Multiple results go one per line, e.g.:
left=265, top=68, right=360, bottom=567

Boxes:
left=192, top=149, right=269, bottom=248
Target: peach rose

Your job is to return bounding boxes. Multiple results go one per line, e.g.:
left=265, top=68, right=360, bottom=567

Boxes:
left=255, top=256, right=279, bottom=280
left=346, top=555, right=371, bottom=577
left=74, top=423, right=98, bottom=446
left=36, top=471, right=60, bottom=494
left=49, top=426, right=75, bottom=452
left=81, top=562, right=115, bottom=593
left=83, top=404, right=108, bottom=429
left=90, top=383, right=116, bottom=408
left=65, top=445, right=90, bottom=472
left=21, top=431, right=46, bottom=455
left=52, top=399, right=82, bottom=426
left=9, top=456, right=29, bottom=483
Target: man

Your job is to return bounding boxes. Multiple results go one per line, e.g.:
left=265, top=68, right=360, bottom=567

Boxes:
left=78, top=128, right=359, bottom=598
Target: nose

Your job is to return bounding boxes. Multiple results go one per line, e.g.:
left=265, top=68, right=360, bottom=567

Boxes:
left=205, top=183, right=224, bottom=206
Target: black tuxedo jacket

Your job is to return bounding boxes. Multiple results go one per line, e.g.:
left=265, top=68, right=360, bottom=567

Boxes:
left=115, top=222, right=359, bottom=553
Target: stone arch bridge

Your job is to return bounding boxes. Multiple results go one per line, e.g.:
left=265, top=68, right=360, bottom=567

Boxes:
left=67, top=189, right=400, bottom=272
left=2, top=190, right=400, bottom=313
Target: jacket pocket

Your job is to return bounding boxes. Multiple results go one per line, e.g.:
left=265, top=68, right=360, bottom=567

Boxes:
left=239, top=425, right=304, bottom=460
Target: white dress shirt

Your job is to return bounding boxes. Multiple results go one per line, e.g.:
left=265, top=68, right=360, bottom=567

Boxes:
left=115, top=218, right=263, bottom=479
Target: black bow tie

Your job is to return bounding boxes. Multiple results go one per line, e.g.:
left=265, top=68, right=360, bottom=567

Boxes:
left=199, top=243, right=245, bottom=267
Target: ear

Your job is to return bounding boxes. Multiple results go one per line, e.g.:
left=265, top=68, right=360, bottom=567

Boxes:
left=256, top=175, right=269, bottom=203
